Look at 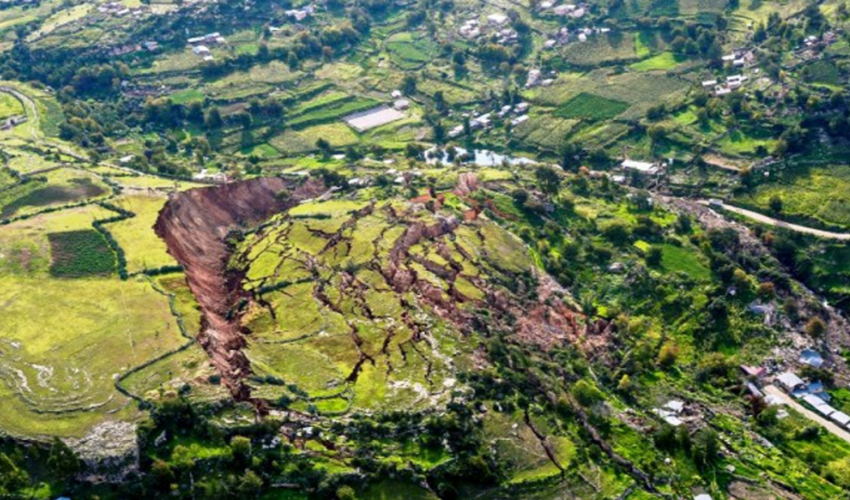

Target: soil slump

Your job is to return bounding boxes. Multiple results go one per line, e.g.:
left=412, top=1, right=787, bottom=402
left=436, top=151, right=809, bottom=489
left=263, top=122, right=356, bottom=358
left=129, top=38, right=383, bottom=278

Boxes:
left=154, top=177, right=325, bottom=408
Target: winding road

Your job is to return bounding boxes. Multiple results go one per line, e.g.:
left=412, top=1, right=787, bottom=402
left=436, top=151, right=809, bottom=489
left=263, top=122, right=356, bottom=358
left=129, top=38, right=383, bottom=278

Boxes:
left=698, top=200, right=850, bottom=241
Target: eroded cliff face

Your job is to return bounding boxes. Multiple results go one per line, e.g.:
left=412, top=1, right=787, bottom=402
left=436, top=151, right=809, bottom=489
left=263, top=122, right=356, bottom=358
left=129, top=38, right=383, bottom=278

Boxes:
left=154, top=177, right=325, bottom=408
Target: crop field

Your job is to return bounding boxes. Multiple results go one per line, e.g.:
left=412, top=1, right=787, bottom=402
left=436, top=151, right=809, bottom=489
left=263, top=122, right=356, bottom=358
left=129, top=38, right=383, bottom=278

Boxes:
left=715, top=128, right=778, bottom=156
left=0, top=169, right=109, bottom=220
left=0, top=204, right=116, bottom=276
left=513, top=114, right=580, bottom=150
left=288, top=94, right=380, bottom=129
left=804, top=60, right=842, bottom=87
left=740, top=164, right=850, bottom=228
left=630, top=52, right=683, bottom=71
left=47, top=229, right=115, bottom=277
left=554, top=92, right=630, bottom=121
left=560, top=33, right=638, bottom=65
left=26, top=3, right=91, bottom=41
left=385, top=31, right=438, bottom=69
left=534, top=71, right=689, bottom=121
left=169, top=88, right=204, bottom=104
left=107, top=194, right=177, bottom=274
left=0, top=275, right=186, bottom=438
left=134, top=49, right=202, bottom=75
left=0, top=92, right=23, bottom=120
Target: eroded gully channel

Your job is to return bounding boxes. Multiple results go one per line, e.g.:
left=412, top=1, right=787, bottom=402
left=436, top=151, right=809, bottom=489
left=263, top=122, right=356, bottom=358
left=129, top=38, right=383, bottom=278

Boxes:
left=153, top=177, right=325, bottom=413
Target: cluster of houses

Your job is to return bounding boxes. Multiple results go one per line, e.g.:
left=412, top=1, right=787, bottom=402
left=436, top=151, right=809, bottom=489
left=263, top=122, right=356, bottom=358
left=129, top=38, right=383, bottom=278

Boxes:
left=702, top=74, right=749, bottom=97
left=188, top=32, right=226, bottom=62
left=652, top=399, right=688, bottom=427
left=448, top=102, right=530, bottom=138
left=525, top=69, right=556, bottom=88
left=775, top=368, right=850, bottom=429
left=96, top=2, right=148, bottom=18
left=537, top=1, right=587, bottom=18
left=741, top=347, right=850, bottom=432
left=458, top=14, right=519, bottom=44
left=284, top=4, right=315, bottom=21
left=390, top=90, right=410, bottom=111
left=107, top=40, right=159, bottom=57
left=544, top=26, right=610, bottom=49
left=796, top=31, right=840, bottom=59
left=721, top=49, right=755, bottom=68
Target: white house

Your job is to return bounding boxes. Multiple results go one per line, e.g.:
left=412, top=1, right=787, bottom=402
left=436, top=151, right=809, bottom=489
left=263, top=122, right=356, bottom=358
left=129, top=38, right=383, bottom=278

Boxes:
left=776, top=372, right=806, bottom=392
left=487, top=13, right=509, bottom=25
left=622, top=159, right=659, bottom=175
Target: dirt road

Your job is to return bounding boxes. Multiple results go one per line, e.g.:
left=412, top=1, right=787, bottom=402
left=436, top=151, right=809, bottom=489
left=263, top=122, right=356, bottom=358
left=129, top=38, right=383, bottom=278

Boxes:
left=764, top=385, right=850, bottom=444
left=698, top=201, right=850, bottom=241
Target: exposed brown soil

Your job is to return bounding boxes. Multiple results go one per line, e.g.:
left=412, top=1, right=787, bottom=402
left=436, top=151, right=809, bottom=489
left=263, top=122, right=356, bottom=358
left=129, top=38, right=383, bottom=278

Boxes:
left=154, top=177, right=325, bottom=409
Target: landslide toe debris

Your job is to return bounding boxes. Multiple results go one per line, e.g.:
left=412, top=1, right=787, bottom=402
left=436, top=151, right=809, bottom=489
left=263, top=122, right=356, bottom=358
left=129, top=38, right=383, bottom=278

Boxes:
left=154, top=177, right=325, bottom=409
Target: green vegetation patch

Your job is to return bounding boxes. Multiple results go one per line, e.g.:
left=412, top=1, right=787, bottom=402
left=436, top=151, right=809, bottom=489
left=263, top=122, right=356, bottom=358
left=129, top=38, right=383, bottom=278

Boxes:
left=47, top=230, right=116, bottom=277
left=554, top=93, right=629, bottom=121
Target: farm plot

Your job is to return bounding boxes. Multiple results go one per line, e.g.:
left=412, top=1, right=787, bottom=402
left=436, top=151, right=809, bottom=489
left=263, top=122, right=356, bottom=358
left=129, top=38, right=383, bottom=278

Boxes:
left=739, top=165, right=850, bottom=229
left=270, top=122, right=360, bottom=153
left=0, top=92, right=23, bottom=120
left=513, top=114, right=580, bottom=150
left=0, top=275, right=186, bottom=438
left=0, top=204, right=115, bottom=277
left=715, top=128, right=777, bottom=156
left=804, top=60, right=842, bottom=87
left=560, top=33, right=638, bottom=65
left=534, top=71, right=688, bottom=119
left=554, top=93, right=630, bottom=120
left=385, top=31, right=438, bottom=69
left=106, top=194, right=177, bottom=274
left=0, top=168, right=110, bottom=220
left=288, top=93, right=380, bottom=129
left=48, top=229, right=115, bottom=277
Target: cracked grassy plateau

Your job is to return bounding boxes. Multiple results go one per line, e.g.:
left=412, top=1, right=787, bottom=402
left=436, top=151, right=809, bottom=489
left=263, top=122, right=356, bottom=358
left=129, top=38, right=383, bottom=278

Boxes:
left=155, top=177, right=583, bottom=415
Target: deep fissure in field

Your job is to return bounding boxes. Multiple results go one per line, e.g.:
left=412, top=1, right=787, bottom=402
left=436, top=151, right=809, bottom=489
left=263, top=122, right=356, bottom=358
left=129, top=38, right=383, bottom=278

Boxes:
left=154, top=177, right=325, bottom=409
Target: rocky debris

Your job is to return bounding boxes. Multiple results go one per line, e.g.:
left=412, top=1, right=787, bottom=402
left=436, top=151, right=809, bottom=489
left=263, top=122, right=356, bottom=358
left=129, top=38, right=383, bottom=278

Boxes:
left=154, top=177, right=325, bottom=410
left=454, top=172, right=479, bottom=196
left=66, top=421, right=138, bottom=482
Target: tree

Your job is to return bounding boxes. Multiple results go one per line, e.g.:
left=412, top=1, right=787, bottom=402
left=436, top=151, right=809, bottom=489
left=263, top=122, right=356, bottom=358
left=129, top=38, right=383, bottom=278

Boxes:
left=511, top=189, right=529, bottom=206
left=402, top=74, right=417, bottom=95
left=648, top=124, right=668, bottom=143
left=47, top=437, right=81, bottom=480
left=657, top=341, right=679, bottom=368
left=337, top=485, right=357, bottom=500
left=602, top=222, right=630, bottom=246
left=316, top=138, right=333, bottom=159
left=534, top=165, right=561, bottom=196
left=236, top=470, right=263, bottom=497
left=692, top=428, right=720, bottom=470
left=150, top=459, right=175, bottom=491
left=572, top=379, right=604, bottom=407
left=231, top=435, right=252, bottom=466
left=646, top=246, right=663, bottom=266
left=187, top=101, right=205, bottom=124
left=204, top=108, right=224, bottom=129
left=769, top=195, right=783, bottom=214
left=805, top=317, right=826, bottom=338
